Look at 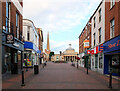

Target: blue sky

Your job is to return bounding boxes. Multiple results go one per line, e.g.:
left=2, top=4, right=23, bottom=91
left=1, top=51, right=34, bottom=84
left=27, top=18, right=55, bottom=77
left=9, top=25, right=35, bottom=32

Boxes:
left=23, top=0, right=101, bottom=54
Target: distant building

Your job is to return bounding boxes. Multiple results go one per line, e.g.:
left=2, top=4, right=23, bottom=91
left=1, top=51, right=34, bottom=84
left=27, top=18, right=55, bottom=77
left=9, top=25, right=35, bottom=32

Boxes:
left=63, top=44, right=78, bottom=62
left=37, top=28, right=44, bottom=64
left=51, top=54, right=64, bottom=62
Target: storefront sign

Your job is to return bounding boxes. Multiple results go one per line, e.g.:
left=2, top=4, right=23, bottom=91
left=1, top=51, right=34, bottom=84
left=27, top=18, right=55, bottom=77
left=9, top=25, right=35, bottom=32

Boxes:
left=84, top=40, right=89, bottom=48
left=87, top=50, right=91, bottom=54
left=103, top=35, right=120, bottom=53
left=6, top=33, right=14, bottom=44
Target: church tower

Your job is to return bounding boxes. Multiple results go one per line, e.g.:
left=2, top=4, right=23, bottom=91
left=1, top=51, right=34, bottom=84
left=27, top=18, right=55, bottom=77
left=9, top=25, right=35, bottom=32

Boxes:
left=45, top=32, right=51, bottom=61
left=47, top=32, right=50, bottom=51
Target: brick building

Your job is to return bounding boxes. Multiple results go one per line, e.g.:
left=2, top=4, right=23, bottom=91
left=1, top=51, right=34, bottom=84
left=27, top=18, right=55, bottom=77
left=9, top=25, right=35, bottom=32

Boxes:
left=79, top=0, right=120, bottom=76
left=2, top=0, right=24, bottom=74
left=37, top=28, right=44, bottom=64
left=103, top=1, right=120, bottom=76
left=79, top=19, right=91, bottom=68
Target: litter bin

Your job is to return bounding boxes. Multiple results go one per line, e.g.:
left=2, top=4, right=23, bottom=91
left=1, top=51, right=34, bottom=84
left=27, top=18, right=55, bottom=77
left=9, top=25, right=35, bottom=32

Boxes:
left=34, top=65, right=39, bottom=74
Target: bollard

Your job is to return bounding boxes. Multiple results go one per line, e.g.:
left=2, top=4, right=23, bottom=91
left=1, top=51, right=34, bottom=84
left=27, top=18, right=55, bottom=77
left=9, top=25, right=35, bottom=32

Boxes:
left=87, top=66, right=88, bottom=74
left=109, top=69, right=112, bottom=89
left=21, top=70, right=25, bottom=86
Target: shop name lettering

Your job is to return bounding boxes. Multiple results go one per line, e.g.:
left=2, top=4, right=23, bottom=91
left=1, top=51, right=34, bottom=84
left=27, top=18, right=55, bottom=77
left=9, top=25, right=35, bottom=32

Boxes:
left=108, top=40, right=120, bottom=48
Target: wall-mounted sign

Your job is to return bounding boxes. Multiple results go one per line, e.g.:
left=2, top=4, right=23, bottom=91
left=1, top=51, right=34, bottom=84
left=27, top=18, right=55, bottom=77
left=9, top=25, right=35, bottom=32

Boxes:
left=84, top=40, right=89, bottom=48
left=6, top=33, right=14, bottom=44
left=13, top=43, right=20, bottom=48
left=103, top=35, right=120, bottom=53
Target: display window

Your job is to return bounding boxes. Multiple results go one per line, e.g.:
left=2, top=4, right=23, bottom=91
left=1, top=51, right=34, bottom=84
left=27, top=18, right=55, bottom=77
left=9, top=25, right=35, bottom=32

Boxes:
left=99, top=53, right=103, bottom=69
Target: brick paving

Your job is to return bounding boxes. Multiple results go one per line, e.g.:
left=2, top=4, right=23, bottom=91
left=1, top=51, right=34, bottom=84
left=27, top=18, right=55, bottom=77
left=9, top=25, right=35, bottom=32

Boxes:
left=2, top=62, right=120, bottom=90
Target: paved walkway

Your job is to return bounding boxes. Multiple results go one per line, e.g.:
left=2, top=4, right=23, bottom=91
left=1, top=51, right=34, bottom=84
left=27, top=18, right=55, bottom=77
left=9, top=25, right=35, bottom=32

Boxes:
left=2, top=62, right=120, bottom=90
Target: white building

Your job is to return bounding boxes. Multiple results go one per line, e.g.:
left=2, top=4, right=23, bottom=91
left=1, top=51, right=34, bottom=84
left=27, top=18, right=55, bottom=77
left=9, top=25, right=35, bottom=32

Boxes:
left=23, top=19, right=39, bottom=67
left=91, top=1, right=105, bottom=74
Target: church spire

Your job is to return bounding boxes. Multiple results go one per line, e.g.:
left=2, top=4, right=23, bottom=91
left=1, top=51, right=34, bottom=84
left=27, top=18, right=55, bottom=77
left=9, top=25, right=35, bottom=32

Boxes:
left=47, top=32, right=50, bottom=51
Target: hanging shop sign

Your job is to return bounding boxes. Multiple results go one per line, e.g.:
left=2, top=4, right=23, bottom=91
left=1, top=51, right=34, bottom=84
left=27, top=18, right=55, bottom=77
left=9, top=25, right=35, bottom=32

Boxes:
left=6, top=33, right=14, bottom=44
left=84, top=40, right=89, bottom=48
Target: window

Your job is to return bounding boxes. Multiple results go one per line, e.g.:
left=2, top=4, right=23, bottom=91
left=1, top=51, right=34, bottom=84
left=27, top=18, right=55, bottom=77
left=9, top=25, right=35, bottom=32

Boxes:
left=94, top=17, right=96, bottom=28
left=99, top=28, right=101, bottom=43
left=27, top=26, right=30, bottom=41
left=93, top=33, right=96, bottom=46
left=99, top=54, right=103, bottom=69
left=110, top=18, right=115, bottom=38
left=110, top=0, right=115, bottom=8
left=16, top=12, right=19, bottom=38
left=6, top=1, right=10, bottom=32
left=99, top=9, right=101, bottom=22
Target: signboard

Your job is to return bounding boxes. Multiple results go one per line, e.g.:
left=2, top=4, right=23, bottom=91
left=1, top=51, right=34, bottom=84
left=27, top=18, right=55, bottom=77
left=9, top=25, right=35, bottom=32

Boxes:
left=6, top=33, right=14, bottom=44
left=103, top=35, right=120, bottom=53
left=84, top=40, right=89, bottom=48
left=87, top=50, right=91, bottom=54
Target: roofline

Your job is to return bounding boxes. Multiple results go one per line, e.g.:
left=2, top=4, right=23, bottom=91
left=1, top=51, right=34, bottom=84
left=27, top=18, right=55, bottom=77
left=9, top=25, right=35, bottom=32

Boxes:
left=78, top=0, right=103, bottom=38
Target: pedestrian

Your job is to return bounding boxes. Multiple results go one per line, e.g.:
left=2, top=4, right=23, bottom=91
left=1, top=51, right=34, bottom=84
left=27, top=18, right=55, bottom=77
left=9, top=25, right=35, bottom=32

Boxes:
left=25, top=61, right=28, bottom=71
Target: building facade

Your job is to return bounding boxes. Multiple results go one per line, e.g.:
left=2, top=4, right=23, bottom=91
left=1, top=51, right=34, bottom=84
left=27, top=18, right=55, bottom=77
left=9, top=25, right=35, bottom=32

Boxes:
left=79, top=0, right=120, bottom=76
left=51, top=54, right=64, bottom=62
left=79, top=19, right=91, bottom=68
left=63, top=44, right=78, bottom=62
left=103, top=1, right=120, bottom=76
left=91, top=1, right=105, bottom=74
left=37, top=28, right=44, bottom=64
left=23, top=19, right=40, bottom=67
left=2, top=0, right=24, bottom=74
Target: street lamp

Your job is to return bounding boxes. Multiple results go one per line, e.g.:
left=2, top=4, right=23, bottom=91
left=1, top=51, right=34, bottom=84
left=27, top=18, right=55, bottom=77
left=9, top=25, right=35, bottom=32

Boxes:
left=77, top=54, right=78, bottom=69
left=21, top=37, right=25, bottom=86
left=85, top=22, right=91, bottom=75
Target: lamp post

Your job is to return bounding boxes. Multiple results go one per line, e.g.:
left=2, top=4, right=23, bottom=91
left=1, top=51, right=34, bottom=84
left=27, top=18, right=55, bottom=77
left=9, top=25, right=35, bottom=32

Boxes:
left=21, top=37, right=25, bottom=86
left=21, top=52, right=25, bottom=86
left=77, top=54, right=78, bottom=69
left=84, top=22, right=91, bottom=75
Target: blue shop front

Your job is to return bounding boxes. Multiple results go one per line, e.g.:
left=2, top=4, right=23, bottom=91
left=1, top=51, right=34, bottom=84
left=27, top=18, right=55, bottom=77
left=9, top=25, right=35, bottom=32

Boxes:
left=2, top=31, right=24, bottom=74
left=103, top=35, right=120, bottom=76
left=24, top=41, right=41, bottom=67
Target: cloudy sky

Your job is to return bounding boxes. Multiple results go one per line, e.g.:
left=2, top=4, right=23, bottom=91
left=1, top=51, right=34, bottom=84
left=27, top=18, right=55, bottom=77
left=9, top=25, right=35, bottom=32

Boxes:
left=23, top=0, right=101, bottom=54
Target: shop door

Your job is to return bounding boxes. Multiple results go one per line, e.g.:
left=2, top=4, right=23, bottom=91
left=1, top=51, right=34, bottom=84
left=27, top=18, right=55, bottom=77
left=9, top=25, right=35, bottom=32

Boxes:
left=5, top=53, right=11, bottom=73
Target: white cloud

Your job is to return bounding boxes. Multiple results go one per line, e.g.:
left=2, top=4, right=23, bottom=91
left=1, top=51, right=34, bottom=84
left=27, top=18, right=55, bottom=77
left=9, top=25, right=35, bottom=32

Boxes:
left=23, top=0, right=101, bottom=53
left=50, top=39, right=79, bottom=54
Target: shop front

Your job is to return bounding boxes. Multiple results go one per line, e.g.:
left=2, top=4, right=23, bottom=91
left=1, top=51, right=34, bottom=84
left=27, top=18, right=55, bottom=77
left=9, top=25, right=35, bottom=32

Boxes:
left=24, top=41, right=40, bottom=68
left=103, top=35, right=120, bottom=76
left=2, top=31, right=24, bottom=74
left=90, top=45, right=104, bottom=74
left=79, top=53, right=85, bottom=67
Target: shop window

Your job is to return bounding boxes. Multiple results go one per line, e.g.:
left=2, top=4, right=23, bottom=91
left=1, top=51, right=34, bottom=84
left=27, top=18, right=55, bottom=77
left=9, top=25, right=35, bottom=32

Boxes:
left=99, top=54, right=103, bottom=69
left=95, top=55, right=98, bottom=68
